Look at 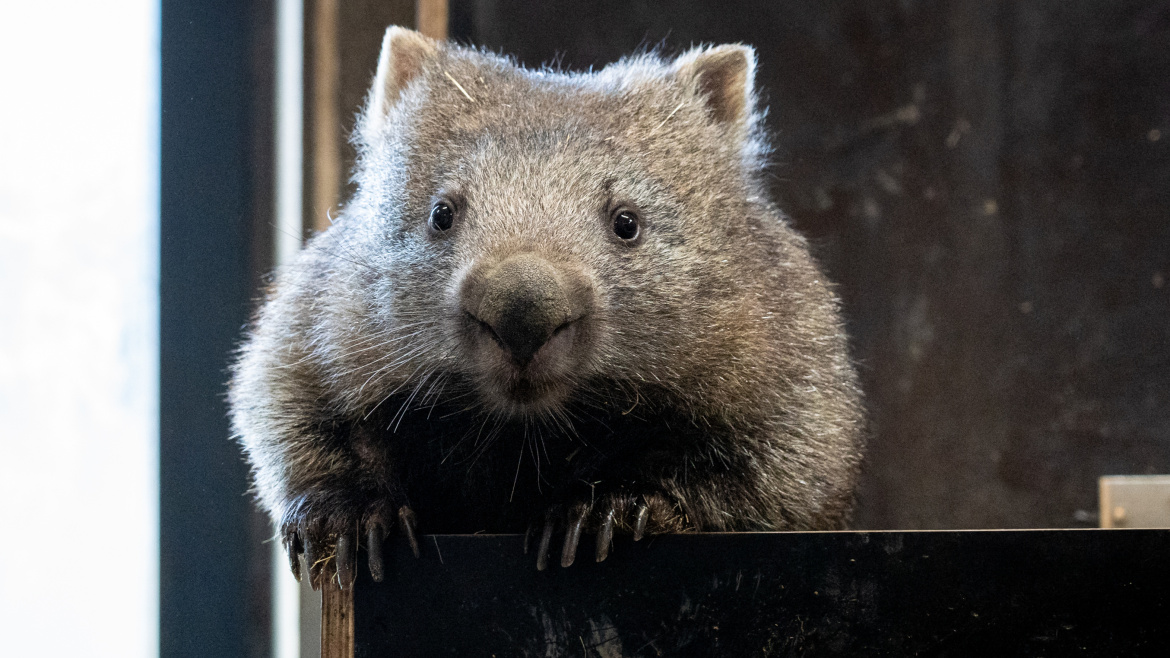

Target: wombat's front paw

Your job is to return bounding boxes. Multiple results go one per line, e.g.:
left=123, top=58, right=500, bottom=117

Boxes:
left=281, top=496, right=420, bottom=590
left=528, top=490, right=688, bottom=570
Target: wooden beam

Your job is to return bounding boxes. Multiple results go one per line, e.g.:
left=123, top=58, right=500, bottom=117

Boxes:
left=302, top=0, right=419, bottom=235
left=416, top=0, right=448, bottom=40
left=306, top=0, right=340, bottom=234
left=321, top=580, right=354, bottom=658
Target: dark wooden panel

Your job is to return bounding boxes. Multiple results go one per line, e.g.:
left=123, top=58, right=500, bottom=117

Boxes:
left=352, top=530, right=1170, bottom=655
left=452, top=0, right=1170, bottom=530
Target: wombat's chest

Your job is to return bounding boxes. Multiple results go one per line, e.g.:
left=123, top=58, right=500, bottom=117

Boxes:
left=354, top=397, right=692, bottom=533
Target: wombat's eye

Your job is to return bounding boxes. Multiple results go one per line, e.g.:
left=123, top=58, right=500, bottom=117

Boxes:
left=429, top=201, right=455, bottom=231
left=612, top=209, right=640, bottom=241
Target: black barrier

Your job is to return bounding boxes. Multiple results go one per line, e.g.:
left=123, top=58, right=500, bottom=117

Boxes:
left=353, top=530, right=1170, bottom=655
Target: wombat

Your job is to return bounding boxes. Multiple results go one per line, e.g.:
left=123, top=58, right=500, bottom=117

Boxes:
left=229, top=26, right=864, bottom=588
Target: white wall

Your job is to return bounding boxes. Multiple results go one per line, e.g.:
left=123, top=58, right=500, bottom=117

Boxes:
left=0, top=2, right=159, bottom=656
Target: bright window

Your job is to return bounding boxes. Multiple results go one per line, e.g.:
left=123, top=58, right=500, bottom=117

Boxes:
left=0, top=1, right=159, bottom=656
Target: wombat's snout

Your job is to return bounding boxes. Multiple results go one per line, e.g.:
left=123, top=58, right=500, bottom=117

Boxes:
left=462, top=253, right=577, bottom=366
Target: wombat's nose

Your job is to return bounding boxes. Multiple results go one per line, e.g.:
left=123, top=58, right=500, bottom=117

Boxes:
left=467, top=254, right=574, bottom=365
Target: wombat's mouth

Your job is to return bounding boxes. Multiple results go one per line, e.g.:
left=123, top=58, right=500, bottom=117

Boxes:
left=498, top=373, right=569, bottom=404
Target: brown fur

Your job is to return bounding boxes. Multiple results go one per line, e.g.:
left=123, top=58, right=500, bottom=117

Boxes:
left=229, top=27, right=864, bottom=584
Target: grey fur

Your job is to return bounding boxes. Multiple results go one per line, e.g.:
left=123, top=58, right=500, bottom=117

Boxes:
left=229, top=28, right=864, bottom=582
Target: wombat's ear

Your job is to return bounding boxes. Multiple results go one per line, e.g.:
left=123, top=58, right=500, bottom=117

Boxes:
left=363, top=26, right=439, bottom=139
left=671, top=44, right=756, bottom=128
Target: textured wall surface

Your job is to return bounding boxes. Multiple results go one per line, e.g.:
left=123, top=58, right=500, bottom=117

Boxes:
left=450, top=0, right=1170, bottom=529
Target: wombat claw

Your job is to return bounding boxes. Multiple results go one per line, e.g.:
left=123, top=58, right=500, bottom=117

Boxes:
left=535, top=514, right=556, bottom=571
left=560, top=504, right=589, bottom=568
left=287, top=531, right=304, bottom=582
left=633, top=503, right=650, bottom=542
left=533, top=494, right=669, bottom=570
left=363, top=505, right=421, bottom=584
left=336, top=533, right=354, bottom=587
left=367, top=521, right=386, bottom=582
left=596, top=507, right=615, bottom=562
left=284, top=504, right=421, bottom=589
left=399, top=506, right=421, bottom=559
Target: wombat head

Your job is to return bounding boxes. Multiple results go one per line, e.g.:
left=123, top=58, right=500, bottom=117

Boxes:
left=327, top=27, right=787, bottom=420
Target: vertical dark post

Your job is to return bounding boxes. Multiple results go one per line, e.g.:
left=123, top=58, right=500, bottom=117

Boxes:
left=160, top=0, right=274, bottom=656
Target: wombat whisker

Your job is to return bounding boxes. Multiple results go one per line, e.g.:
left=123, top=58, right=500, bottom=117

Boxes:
left=277, top=322, right=425, bottom=369
left=327, top=327, right=437, bottom=365
left=349, top=341, right=437, bottom=386
left=465, top=413, right=507, bottom=469
left=364, top=347, right=452, bottom=400
left=439, top=408, right=495, bottom=465
left=531, top=423, right=551, bottom=490
left=389, top=370, right=434, bottom=432
left=343, top=334, right=437, bottom=369
left=470, top=411, right=502, bottom=454
left=390, top=360, right=456, bottom=427
left=439, top=429, right=469, bottom=465
left=542, top=404, right=580, bottom=442
left=508, top=437, right=525, bottom=502
left=361, top=361, right=432, bottom=421
left=573, top=381, right=637, bottom=416
left=313, top=245, right=386, bottom=275
left=422, top=375, right=450, bottom=419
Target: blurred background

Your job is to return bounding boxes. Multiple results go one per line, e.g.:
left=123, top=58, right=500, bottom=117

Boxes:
left=1, top=0, right=1166, bottom=656
left=0, top=1, right=159, bottom=656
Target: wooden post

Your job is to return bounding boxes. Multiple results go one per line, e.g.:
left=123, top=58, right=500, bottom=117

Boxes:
left=416, top=0, right=448, bottom=39
left=302, top=0, right=416, bottom=235
left=305, top=0, right=340, bottom=234
left=321, top=580, right=354, bottom=658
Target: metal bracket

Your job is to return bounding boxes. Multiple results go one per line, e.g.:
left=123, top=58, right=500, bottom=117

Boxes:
left=1099, top=475, right=1170, bottom=528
